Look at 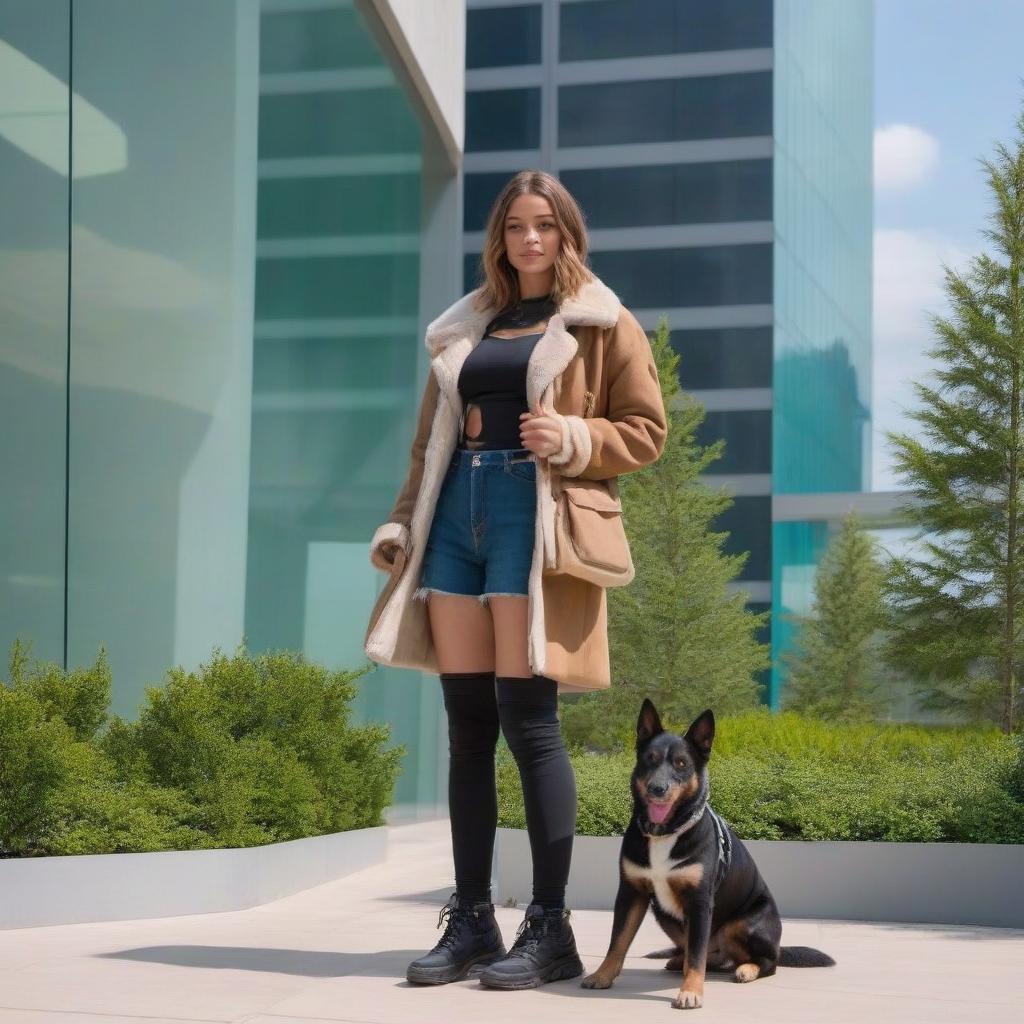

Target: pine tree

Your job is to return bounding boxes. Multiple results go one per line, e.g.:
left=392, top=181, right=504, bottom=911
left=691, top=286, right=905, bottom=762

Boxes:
left=882, top=101, right=1024, bottom=734
left=560, top=317, right=769, bottom=751
left=780, top=511, right=892, bottom=721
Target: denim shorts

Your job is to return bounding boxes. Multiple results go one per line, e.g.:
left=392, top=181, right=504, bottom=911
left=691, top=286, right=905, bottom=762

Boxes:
left=413, top=446, right=537, bottom=605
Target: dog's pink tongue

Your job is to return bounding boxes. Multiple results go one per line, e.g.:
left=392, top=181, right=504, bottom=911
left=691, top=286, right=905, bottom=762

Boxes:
left=647, top=799, right=673, bottom=824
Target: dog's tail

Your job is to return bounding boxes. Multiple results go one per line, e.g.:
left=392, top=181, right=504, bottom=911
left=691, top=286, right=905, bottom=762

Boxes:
left=647, top=945, right=835, bottom=967
left=778, top=945, right=836, bottom=967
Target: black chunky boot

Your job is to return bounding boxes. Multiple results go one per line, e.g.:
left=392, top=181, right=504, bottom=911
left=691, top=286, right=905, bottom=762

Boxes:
left=477, top=902, right=584, bottom=989
left=406, top=892, right=506, bottom=984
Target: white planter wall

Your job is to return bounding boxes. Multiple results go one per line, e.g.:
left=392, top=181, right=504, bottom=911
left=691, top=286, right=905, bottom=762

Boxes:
left=0, top=826, right=386, bottom=930
left=494, top=827, right=1024, bottom=929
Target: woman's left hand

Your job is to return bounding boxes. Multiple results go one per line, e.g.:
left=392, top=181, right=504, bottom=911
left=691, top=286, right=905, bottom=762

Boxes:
left=519, top=401, right=563, bottom=458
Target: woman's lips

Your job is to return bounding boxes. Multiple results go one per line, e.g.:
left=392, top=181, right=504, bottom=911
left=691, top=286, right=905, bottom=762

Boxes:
left=646, top=796, right=674, bottom=824
left=522, top=252, right=543, bottom=259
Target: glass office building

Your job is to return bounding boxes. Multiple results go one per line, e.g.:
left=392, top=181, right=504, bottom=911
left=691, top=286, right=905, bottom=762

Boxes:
left=1, top=0, right=874, bottom=822
left=465, top=0, right=873, bottom=707
left=0, top=0, right=464, bottom=816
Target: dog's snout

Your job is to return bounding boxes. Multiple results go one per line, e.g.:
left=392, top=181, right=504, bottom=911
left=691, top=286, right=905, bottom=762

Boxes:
left=648, top=781, right=668, bottom=798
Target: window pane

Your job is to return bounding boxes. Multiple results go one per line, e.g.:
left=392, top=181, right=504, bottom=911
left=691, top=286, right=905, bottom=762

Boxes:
left=467, top=87, right=541, bottom=152
left=590, top=245, right=772, bottom=308
left=560, top=0, right=772, bottom=61
left=464, top=171, right=517, bottom=232
left=467, top=4, right=542, bottom=69
left=715, top=496, right=770, bottom=580
left=698, top=411, right=772, bottom=473
left=559, top=72, right=772, bottom=147
left=672, top=327, right=773, bottom=389
left=560, top=159, right=771, bottom=228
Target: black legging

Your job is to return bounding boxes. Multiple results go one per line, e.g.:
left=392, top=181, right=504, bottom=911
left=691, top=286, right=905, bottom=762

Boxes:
left=439, top=671, right=577, bottom=909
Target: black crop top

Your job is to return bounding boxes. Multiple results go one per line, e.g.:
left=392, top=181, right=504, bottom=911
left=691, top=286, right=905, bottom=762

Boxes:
left=457, top=331, right=543, bottom=450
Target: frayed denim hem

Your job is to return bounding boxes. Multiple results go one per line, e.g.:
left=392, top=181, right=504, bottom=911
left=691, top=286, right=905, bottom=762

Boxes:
left=478, top=592, right=528, bottom=604
left=412, top=586, right=528, bottom=605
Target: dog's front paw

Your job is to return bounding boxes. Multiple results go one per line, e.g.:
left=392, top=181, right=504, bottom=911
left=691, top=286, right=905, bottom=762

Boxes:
left=581, top=971, right=614, bottom=989
left=671, top=988, right=703, bottom=1009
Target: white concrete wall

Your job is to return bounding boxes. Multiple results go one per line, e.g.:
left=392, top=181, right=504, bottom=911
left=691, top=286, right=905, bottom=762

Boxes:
left=0, top=827, right=386, bottom=930
left=496, top=828, right=1024, bottom=929
left=368, top=0, right=465, bottom=168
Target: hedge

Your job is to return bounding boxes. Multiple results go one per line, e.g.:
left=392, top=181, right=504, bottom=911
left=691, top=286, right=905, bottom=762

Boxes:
left=0, top=640, right=403, bottom=857
left=496, top=709, right=1024, bottom=843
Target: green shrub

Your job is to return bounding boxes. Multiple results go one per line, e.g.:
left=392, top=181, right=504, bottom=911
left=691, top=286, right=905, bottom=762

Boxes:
left=497, top=708, right=1024, bottom=843
left=0, top=639, right=403, bottom=857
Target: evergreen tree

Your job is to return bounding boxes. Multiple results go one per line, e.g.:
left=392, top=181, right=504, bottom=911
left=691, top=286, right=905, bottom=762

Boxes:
left=780, top=511, right=892, bottom=721
left=560, top=317, right=768, bottom=751
left=883, top=102, right=1024, bottom=733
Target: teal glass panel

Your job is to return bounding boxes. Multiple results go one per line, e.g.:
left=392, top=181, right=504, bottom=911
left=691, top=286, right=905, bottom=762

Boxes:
left=0, top=0, right=70, bottom=667
left=772, top=519, right=830, bottom=709
left=1, top=0, right=446, bottom=819
left=772, top=0, right=874, bottom=706
left=250, top=1, right=439, bottom=812
left=68, top=0, right=260, bottom=717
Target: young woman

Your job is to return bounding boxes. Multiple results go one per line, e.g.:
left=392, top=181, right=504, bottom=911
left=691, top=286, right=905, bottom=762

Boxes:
left=364, top=170, right=668, bottom=989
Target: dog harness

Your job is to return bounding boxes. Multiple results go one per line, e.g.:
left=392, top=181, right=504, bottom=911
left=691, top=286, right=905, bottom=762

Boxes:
left=706, top=804, right=733, bottom=891
left=639, top=797, right=734, bottom=892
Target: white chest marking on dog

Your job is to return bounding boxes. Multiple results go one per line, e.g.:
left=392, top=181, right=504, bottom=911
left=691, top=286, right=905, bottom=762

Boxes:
left=623, top=835, right=704, bottom=921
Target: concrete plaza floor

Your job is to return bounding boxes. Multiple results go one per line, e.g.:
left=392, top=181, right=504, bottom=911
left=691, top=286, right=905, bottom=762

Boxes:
left=0, top=816, right=1021, bottom=1023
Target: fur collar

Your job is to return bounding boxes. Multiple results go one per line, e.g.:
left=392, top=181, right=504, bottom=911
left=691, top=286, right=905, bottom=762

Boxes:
left=424, top=274, right=621, bottom=356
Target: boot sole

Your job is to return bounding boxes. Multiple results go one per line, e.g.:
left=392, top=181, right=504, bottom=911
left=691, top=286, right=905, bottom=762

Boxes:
left=477, top=953, right=584, bottom=990
left=406, top=946, right=507, bottom=985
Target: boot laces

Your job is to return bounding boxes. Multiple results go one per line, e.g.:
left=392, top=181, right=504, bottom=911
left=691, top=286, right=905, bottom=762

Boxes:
left=435, top=897, right=476, bottom=951
left=508, top=909, right=562, bottom=960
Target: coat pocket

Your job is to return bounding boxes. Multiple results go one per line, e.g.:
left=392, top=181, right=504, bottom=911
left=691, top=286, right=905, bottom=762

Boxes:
left=542, top=478, right=635, bottom=587
left=562, top=482, right=631, bottom=574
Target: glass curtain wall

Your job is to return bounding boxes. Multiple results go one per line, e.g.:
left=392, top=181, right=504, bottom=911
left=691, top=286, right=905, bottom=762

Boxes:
left=772, top=0, right=874, bottom=707
left=252, top=0, right=440, bottom=811
left=0, top=0, right=445, bottom=815
left=0, top=0, right=70, bottom=671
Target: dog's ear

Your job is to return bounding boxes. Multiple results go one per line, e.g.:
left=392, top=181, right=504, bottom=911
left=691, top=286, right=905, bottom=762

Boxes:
left=684, top=709, right=715, bottom=761
left=636, top=699, right=664, bottom=747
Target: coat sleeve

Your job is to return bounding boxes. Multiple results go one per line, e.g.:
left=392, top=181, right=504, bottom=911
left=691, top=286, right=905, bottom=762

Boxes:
left=548, top=306, right=668, bottom=480
left=369, top=369, right=440, bottom=571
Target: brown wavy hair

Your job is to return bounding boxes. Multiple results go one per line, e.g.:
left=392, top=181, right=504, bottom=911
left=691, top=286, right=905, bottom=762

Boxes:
left=470, top=170, right=594, bottom=315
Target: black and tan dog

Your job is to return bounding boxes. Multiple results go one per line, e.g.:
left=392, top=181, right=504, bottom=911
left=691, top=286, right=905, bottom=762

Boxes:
left=581, top=699, right=835, bottom=1009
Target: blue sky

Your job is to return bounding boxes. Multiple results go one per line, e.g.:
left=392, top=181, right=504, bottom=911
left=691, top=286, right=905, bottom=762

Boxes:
left=872, top=0, right=1024, bottom=490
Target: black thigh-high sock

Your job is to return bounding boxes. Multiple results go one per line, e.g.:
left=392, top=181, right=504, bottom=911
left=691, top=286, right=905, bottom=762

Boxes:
left=495, top=673, right=577, bottom=911
left=439, top=671, right=499, bottom=905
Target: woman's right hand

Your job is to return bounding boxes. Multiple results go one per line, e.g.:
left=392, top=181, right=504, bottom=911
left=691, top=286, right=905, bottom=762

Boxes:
left=369, top=521, right=411, bottom=572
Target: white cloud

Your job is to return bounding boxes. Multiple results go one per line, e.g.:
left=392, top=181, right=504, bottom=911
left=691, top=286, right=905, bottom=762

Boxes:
left=874, top=124, right=940, bottom=190
left=872, top=227, right=971, bottom=491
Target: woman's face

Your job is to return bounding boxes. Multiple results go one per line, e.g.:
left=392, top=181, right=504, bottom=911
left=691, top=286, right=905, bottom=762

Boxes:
left=503, top=193, right=562, bottom=288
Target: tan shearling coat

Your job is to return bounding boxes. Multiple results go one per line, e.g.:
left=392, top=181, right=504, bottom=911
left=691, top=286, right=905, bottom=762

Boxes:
left=363, top=273, right=667, bottom=694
